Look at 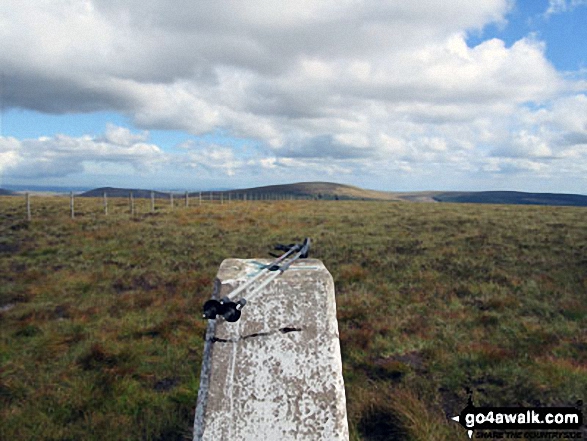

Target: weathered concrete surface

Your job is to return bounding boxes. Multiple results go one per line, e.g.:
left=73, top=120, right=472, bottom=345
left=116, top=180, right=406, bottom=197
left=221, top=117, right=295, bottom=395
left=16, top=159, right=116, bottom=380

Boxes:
left=194, top=258, right=349, bottom=441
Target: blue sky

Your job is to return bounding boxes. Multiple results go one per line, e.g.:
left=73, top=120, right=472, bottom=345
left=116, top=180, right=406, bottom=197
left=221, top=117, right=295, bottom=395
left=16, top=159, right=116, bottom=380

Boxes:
left=1, top=0, right=586, bottom=192
left=468, top=0, right=587, bottom=71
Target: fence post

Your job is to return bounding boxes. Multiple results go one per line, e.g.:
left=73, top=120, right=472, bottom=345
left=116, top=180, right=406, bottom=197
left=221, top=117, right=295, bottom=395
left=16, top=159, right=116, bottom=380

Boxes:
left=26, top=192, right=31, bottom=221
left=199, top=191, right=202, bottom=205
left=185, top=191, right=189, bottom=208
left=228, top=192, right=231, bottom=204
left=104, top=192, right=108, bottom=215
left=130, top=192, right=134, bottom=216
left=170, top=193, right=174, bottom=209
left=70, top=192, right=75, bottom=219
left=220, top=192, right=223, bottom=205
left=151, top=191, right=155, bottom=213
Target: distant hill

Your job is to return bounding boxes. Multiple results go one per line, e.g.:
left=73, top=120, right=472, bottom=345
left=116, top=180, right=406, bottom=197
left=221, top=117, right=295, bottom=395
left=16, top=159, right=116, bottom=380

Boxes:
left=79, top=182, right=398, bottom=201
left=80, top=187, right=173, bottom=199
left=213, top=181, right=402, bottom=200
left=433, top=191, right=587, bottom=207
left=0, top=188, right=15, bottom=196
left=78, top=184, right=587, bottom=207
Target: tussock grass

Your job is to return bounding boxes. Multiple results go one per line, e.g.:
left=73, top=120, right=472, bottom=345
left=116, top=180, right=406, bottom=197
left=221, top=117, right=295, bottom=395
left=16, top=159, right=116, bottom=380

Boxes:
left=0, top=196, right=586, bottom=440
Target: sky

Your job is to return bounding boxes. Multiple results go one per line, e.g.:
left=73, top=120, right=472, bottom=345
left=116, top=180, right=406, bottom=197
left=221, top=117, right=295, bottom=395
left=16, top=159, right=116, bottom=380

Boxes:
left=0, top=0, right=586, bottom=192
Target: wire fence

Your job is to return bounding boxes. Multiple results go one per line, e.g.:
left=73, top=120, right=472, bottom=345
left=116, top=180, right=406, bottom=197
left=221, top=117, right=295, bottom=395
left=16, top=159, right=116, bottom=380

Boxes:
left=5, top=191, right=318, bottom=221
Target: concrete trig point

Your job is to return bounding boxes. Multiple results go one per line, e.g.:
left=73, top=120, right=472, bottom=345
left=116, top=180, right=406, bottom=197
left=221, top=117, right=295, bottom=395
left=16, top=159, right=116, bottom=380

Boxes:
left=194, top=257, right=349, bottom=440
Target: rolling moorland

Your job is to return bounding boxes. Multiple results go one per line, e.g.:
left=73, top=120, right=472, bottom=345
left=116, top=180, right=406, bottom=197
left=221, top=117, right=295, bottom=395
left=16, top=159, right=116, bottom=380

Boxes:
left=0, top=195, right=586, bottom=440
left=77, top=182, right=401, bottom=201
left=3, top=181, right=587, bottom=206
left=82, top=182, right=587, bottom=206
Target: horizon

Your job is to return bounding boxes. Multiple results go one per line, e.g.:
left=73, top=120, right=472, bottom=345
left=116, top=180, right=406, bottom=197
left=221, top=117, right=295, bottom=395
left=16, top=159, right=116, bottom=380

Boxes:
left=2, top=181, right=586, bottom=197
left=0, top=1, right=586, bottom=193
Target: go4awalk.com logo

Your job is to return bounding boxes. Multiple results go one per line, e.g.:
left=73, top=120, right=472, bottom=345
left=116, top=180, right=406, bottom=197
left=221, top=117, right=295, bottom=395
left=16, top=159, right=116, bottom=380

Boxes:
left=451, top=397, right=584, bottom=439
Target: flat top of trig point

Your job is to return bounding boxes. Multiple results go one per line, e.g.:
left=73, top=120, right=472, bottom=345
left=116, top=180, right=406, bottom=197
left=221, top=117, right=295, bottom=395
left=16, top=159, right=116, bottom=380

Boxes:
left=194, top=258, right=349, bottom=441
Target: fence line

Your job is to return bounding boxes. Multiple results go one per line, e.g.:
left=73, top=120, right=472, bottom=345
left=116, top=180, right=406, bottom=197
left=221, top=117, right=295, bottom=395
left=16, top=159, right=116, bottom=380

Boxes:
left=15, top=191, right=321, bottom=221
left=26, top=193, right=31, bottom=221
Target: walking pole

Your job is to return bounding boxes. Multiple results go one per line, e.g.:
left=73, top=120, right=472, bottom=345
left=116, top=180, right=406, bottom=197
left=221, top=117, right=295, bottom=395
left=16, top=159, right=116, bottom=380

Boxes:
left=202, top=238, right=310, bottom=322
left=217, top=240, right=303, bottom=302
left=238, top=239, right=310, bottom=305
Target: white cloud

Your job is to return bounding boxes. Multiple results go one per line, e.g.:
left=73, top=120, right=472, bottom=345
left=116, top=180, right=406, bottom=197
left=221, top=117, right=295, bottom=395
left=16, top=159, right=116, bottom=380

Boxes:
left=0, top=137, right=21, bottom=174
left=0, top=0, right=586, bottom=191
left=481, top=157, right=548, bottom=173
left=492, top=130, right=554, bottom=158
left=0, top=126, right=164, bottom=178
left=183, top=145, right=242, bottom=177
left=102, top=123, right=149, bottom=146
left=550, top=94, right=587, bottom=136
left=545, top=0, right=587, bottom=16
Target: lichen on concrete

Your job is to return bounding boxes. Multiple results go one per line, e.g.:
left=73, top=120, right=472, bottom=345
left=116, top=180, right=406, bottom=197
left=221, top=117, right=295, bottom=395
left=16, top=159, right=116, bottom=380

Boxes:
left=194, top=258, right=349, bottom=440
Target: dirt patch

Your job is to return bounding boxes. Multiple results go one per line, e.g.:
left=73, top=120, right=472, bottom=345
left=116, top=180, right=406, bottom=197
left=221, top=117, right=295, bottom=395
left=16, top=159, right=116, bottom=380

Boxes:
left=358, top=407, right=407, bottom=441
left=153, top=377, right=179, bottom=392
left=113, top=273, right=162, bottom=293
left=0, top=241, right=19, bottom=254
left=9, top=221, right=28, bottom=231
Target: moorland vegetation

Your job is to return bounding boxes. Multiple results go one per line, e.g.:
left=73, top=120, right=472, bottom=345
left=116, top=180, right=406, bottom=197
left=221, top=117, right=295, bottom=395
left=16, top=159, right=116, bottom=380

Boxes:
left=0, top=196, right=585, bottom=440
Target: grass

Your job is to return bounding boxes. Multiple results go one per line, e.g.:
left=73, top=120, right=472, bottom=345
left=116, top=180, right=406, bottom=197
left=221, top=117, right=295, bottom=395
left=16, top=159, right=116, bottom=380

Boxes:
left=0, top=195, right=586, bottom=440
